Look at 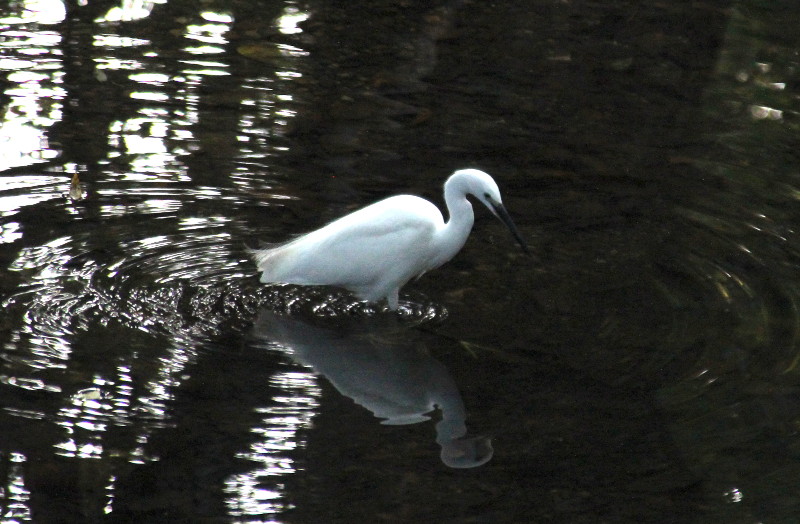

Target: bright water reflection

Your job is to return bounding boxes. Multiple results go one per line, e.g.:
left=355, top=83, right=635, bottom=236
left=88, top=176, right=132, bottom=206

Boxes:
left=0, top=2, right=310, bottom=518
left=0, top=20, right=64, bottom=170
left=1, top=452, right=32, bottom=522
left=225, top=370, right=320, bottom=519
left=1, top=0, right=800, bottom=522
left=0, top=2, right=315, bottom=522
left=98, top=0, right=163, bottom=23
left=0, top=0, right=241, bottom=518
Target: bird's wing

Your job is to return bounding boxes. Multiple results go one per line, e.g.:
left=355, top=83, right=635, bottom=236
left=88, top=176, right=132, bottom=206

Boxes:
left=258, top=196, right=441, bottom=295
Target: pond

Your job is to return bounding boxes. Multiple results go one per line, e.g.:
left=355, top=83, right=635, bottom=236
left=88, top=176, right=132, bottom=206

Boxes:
left=1, top=0, right=800, bottom=522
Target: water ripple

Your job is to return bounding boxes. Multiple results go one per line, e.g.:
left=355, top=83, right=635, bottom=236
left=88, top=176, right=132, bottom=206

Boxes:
left=654, top=207, right=800, bottom=379
left=4, top=224, right=448, bottom=369
left=252, top=285, right=448, bottom=325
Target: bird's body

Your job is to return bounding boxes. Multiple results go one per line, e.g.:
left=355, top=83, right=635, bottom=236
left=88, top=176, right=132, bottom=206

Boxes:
left=252, top=169, right=528, bottom=310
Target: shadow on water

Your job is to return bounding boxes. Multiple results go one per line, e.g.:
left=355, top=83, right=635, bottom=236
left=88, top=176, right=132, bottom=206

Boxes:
left=1, top=0, right=800, bottom=522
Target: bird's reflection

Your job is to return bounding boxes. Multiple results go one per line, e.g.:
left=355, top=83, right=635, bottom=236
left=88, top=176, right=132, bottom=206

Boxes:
left=251, top=308, right=492, bottom=468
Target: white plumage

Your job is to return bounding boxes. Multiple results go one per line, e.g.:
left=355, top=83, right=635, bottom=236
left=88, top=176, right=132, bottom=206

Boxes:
left=251, top=169, right=528, bottom=309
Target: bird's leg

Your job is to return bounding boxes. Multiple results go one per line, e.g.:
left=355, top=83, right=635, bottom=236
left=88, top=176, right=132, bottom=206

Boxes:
left=387, top=289, right=399, bottom=311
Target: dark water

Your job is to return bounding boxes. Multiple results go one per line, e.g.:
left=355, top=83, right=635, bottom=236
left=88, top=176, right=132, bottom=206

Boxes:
left=1, top=0, right=800, bottom=522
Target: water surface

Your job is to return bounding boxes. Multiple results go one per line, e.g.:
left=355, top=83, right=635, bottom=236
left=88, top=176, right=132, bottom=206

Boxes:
left=1, top=0, right=800, bottom=522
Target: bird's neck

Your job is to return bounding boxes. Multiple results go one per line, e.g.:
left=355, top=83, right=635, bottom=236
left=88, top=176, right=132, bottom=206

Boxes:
left=431, top=187, right=474, bottom=268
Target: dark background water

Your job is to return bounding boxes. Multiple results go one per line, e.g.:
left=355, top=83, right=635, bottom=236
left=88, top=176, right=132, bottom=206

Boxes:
left=1, top=0, right=800, bottom=522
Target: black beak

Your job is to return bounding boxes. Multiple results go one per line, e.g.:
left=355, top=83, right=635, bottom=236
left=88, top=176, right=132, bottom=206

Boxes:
left=490, top=201, right=530, bottom=255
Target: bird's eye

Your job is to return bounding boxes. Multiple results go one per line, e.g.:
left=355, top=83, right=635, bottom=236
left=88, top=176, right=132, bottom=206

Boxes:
left=483, top=192, right=491, bottom=200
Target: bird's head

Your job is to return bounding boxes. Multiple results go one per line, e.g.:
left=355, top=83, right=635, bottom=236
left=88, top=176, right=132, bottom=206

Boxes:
left=453, top=168, right=503, bottom=210
left=452, top=168, right=530, bottom=254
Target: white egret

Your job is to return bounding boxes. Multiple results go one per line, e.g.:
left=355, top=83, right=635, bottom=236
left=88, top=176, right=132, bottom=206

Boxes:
left=251, top=169, right=528, bottom=310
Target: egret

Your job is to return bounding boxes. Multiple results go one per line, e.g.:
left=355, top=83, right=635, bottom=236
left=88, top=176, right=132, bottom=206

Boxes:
left=251, top=169, right=528, bottom=310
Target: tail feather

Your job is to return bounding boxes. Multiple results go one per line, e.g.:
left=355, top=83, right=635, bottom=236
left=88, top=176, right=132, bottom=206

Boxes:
left=249, top=245, right=279, bottom=272
left=249, top=240, right=301, bottom=284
